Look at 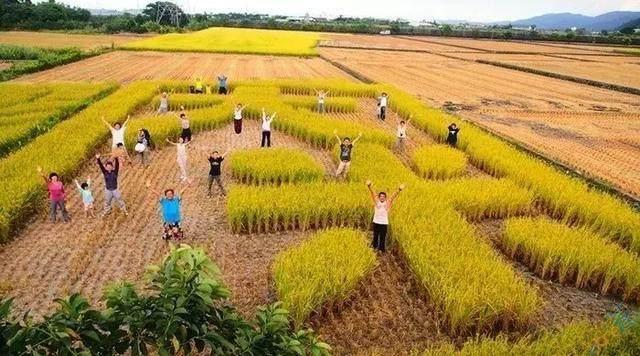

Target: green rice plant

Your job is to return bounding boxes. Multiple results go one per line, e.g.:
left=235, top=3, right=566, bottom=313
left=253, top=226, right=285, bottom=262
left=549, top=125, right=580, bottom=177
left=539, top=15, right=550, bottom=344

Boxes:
left=412, top=144, right=468, bottom=180
left=122, top=27, right=320, bottom=56
left=0, top=82, right=157, bottom=242
left=503, top=217, right=640, bottom=301
left=227, top=182, right=370, bottom=234
left=281, top=96, right=358, bottom=113
left=229, top=148, right=324, bottom=185
left=423, top=319, right=621, bottom=355
left=149, top=93, right=225, bottom=112
left=273, top=228, right=377, bottom=324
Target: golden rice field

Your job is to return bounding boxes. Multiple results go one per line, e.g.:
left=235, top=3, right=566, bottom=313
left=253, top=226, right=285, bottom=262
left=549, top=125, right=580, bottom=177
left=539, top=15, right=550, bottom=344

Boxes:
left=122, top=27, right=320, bottom=56
left=1, top=28, right=640, bottom=355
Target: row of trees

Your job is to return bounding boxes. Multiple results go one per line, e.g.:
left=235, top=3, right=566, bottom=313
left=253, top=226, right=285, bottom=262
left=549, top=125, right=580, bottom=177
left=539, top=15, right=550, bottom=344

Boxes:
left=0, top=0, right=638, bottom=45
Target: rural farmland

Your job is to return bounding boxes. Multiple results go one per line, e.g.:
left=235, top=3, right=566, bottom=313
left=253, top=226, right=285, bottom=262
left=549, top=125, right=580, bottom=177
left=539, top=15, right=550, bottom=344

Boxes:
left=1, top=23, right=640, bottom=355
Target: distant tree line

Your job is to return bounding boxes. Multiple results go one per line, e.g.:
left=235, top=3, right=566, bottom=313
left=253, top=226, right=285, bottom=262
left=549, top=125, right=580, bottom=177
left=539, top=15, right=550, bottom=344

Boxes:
left=0, top=0, right=638, bottom=45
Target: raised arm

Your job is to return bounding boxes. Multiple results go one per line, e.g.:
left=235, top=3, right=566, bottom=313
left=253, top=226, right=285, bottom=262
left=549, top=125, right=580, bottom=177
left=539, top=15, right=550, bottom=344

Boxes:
left=220, top=150, right=230, bottom=159
left=36, top=167, right=48, bottom=184
left=145, top=180, right=162, bottom=198
left=74, top=179, right=82, bottom=191
left=178, top=180, right=191, bottom=196
left=352, top=132, right=363, bottom=145
left=269, top=112, right=277, bottom=121
left=388, top=184, right=405, bottom=207
left=333, top=130, right=341, bottom=144
left=96, top=154, right=107, bottom=174
left=122, top=115, right=131, bottom=128
left=101, top=116, right=112, bottom=130
left=366, top=180, right=376, bottom=203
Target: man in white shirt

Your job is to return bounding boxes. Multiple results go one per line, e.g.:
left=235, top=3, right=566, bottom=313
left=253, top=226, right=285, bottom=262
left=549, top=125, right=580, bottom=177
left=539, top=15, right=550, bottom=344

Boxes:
left=378, top=92, right=389, bottom=120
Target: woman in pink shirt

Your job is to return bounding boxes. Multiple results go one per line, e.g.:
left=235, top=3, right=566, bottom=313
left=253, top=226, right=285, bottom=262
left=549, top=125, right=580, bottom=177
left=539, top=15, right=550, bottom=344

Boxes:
left=37, top=167, right=70, bottom=223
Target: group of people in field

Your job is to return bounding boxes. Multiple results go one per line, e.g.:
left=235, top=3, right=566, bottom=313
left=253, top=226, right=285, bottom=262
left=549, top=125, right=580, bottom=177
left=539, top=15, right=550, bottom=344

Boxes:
left=38, top=78, right=461, bottom=251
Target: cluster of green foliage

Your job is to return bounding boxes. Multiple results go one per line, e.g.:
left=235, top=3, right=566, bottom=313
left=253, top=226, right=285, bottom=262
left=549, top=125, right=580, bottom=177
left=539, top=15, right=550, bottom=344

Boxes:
left=0, top=44, right=94, bottom=81
left=0, top=0, right=91, bottom=31
left=0, top=245, right=331, bottom=355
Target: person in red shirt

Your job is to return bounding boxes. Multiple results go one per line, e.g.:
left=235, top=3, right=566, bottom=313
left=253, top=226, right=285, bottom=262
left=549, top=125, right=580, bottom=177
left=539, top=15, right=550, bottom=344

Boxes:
left=37, top=167, right=70, bottom=223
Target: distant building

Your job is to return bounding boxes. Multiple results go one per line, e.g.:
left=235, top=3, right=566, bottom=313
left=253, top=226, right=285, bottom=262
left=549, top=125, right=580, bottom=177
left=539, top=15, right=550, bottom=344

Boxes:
left=380, top=30, right=391, bottom=35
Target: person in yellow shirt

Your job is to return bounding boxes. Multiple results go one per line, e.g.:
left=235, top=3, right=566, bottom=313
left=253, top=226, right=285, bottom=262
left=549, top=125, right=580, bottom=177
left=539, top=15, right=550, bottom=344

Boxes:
left=194, top=77, right=204, bottom=94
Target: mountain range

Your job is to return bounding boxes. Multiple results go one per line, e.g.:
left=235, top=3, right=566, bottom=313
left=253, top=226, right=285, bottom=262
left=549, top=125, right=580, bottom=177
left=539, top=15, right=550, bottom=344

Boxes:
left=500, top=11, right=640, bottom=31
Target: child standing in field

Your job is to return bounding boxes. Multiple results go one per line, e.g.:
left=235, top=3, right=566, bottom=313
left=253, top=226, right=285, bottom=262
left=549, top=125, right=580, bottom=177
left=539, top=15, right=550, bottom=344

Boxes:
left=315, top=89, right=330, bottom=114
left=145, top=179, right=190, bottom=241
left=176, top=112, right=192, bottom=142
left=207, top=149, right=228, bottom=197
left=218, top=74, right=228, bottom=95
left=261, top=108, right=276, bottom=148
left=334, top=130, right=362, bottom=179
left=135, top=128, right=152, bottom=167
left=37, top=167, right=70, bottom=223
left=366, top=180, right=404, bottom=253
left=447, top=123, right=460, bottom=147
left=96, top=154, right=127, bottom=217
left=233, top=104, right=246, bottom=134
left=74, top=176, right=95, bottom=218
left=377, top=92, right=389, bottom=120
left=102, top=115, right=130, bottom=148
left=396, top=116, right=411, bottom=151
left=167, top=137, right=192, bottom=182
left=156, top=90, right=172, bottom=115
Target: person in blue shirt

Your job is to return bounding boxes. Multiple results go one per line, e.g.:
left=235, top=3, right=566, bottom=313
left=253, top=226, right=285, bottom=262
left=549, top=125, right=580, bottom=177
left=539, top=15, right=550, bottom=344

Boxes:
left=217, top=74, right=228, bottom=95
left=145, top=179, right=190, bottom=240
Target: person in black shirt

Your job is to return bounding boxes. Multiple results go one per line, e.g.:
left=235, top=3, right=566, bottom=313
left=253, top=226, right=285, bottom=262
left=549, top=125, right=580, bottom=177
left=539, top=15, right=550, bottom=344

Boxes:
left=96, top=154, right=127, bottom=217
left=447, top=123, right=460, bottom=147
left=207, top=150, right=229, bottom=197
left=333, top=130, right=362, bottom=179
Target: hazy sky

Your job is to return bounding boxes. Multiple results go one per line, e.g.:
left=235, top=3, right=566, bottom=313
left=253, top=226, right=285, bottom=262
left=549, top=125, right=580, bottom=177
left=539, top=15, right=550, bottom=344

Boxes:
left=52, top=0, right=640, bottom=22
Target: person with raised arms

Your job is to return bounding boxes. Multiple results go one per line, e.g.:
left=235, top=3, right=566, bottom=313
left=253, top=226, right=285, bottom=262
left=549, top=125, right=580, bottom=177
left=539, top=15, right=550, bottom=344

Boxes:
left=217, top=74, right=228, bottom=95
left=102, top=115, right=130, bottom=149
left=156, top=89, right=173, bottom=115
left=315, top=89, right=330, bottom=114
left=233, top=103, right=247, bottom=135
left=176, top=112, right=192, bottom=143
left=366, top=180, right=405, bottom=253
left=96, top=154, right=127, bottom=217
left=261, top=108, right=276, bottom=148
left=145, top=179, right=190, bottom=241
left=37, top=167, right=70, bottom=223
left=74, top=176, right=95, bottom=218
left=206, top=149, right=229, bottom=197
left=166, top=137, right=192, bottom=182
left=333, top=130, right=362, bottom=179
